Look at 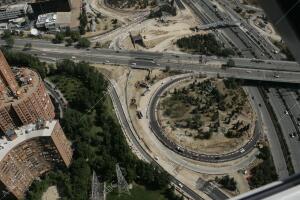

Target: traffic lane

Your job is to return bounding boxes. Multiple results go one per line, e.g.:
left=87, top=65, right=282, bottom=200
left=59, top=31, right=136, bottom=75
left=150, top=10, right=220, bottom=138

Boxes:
left=245, top=86, right=289, bottom=179
left=278, top=89, right=300, bottom=137
left=15, top=48, right=300, bottom=84
left=233, top=59, right=300, bottom=72
left=5, top=39, right=300, bottom=71
left=279, top=89, right=300, bottom=124
left=267, top=88, right=300, bottom=172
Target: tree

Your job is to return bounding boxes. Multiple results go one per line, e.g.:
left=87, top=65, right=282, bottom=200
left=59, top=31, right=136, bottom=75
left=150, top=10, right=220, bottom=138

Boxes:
left=79, top=9, right=88, bottom=35
left=227, top=59, right=235, bottom=67
left=2, top=30, right=11, bottom=39
left=216, top=175, right=237, bottom=191
left=65, top=38, right=73, bottom=47
left=70, top=31, right=81, bottom=42
left=65, top=27, right=71, bottom=37
left=53, top=32, right=65, bottom=44
left=5, top=36, right=14, bottom=48
left=77, top=38, right=91, bottom=48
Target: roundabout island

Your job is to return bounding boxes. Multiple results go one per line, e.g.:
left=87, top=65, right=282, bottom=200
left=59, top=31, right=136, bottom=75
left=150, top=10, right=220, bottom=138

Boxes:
left=148, top=74, right=261, bottom=163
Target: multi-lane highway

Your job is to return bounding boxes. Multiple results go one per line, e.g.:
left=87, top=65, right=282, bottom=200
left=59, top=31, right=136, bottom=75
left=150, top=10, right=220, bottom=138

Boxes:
left=267, top=88, right=300, bottom=173
left=148, top=75, right=261, bottom=163
left=183, top=0, right=279, bottom=59
left=179, top=0, right=300, bottom=179
left=3, top=38, right=300, bottom=84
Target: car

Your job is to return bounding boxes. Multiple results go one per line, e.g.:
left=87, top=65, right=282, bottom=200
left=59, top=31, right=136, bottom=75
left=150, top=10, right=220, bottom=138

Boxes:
left=131, top=62, right=136, bottom=65
left=246, top=70, right=251, bottom=73
left=274, top=74, right=279, bottom=78
left=154, top=156, right=159, bottom=161
left=105, top=60, right=110, bottom=63
left=71, top=56, right=76, bottom=59
left=290, top=132, right=296, bottom=138
left=178, top=183, right=183, bottom=188
left=284, top=110, right=289, bottom=115
left=240, top=148, right=245, bottom=153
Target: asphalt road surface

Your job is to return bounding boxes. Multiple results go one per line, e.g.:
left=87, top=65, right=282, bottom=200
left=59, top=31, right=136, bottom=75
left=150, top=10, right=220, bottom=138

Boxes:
left=3, top=39, right=300, bottom=84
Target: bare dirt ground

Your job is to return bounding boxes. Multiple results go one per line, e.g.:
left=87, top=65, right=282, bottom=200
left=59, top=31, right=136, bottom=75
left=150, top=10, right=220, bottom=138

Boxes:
left=158, top=78, right=256, bottom=155
left=42, top=186, right=60, bottom=200
left=87, top=65, right=257, bottom=197
left=121, top=6, right=205, bottom=52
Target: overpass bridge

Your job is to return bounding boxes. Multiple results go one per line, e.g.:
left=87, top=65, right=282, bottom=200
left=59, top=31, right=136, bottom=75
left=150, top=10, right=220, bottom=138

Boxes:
left=197, top=20, right=240, bottom=30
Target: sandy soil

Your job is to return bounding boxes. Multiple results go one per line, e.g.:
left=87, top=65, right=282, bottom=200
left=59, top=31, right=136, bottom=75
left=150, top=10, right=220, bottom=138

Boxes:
left=158, top=78, right=256, bottom=155
left=120, top=5, right=206, bottom=52
left=42, top=186, right=60, bottom=200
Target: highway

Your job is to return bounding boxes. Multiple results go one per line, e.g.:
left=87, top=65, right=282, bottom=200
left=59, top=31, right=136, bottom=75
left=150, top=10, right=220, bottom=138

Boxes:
left=183, top=0, right=279, bottom=59
left=176, top=0, right=299, bottom=178
left=148, top=75, right=261, bottom=163
left=245, top=87, right=289, bottom=179
left=267, top=88, right=300, bottom=173
left=3, top=38, right=300, bottom=84
left=107, top=79, right=228, bottom=200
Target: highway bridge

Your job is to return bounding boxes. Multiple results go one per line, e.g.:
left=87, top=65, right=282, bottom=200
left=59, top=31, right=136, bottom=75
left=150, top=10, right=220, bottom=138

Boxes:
left=3, top=38, right=300, bottom=84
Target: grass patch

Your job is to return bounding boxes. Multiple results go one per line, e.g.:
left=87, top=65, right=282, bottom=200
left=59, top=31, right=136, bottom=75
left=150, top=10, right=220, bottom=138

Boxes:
left=107, top=184, right=167, bottom=200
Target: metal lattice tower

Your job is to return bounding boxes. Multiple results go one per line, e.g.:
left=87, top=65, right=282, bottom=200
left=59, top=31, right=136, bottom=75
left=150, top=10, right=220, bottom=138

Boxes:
left=0, top=190, right=9, bottom=200
left=116, top=164, right=130, bottom=195
left=90, top=171, right=102, bottom=200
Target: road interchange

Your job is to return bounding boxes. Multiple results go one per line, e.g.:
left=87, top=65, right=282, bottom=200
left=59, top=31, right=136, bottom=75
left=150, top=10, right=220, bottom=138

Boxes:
left=148, top=75, right=261, bottom=163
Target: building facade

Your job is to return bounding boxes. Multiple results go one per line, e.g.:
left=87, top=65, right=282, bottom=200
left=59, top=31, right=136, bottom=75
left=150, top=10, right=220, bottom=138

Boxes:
left=0, top=120, right=72, bottom=199
left=0, top=3, right=29, bottom=21
left=0, top=51, right=55, bottom=134
left=0, top=50, right=72, bottom=199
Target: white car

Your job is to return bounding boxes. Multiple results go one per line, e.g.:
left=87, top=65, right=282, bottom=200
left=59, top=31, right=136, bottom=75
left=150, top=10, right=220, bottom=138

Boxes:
left=284, top=110, right=289, bottom=115
left=71, top=56, right=76, bottom=59
left=154, top=156, right=159, bottom=161
left=240, top=148, right=245, bottom=153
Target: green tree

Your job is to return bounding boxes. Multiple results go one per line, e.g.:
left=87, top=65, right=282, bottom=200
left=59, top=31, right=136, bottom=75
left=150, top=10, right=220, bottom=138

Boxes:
left=5, top=36, right=14, bottom=48
left=70, top=31, right=81, bottom=42
left=79, top=9, right=88, bottom=35
left=227, top=59, right=235, bottom=67
left=77, top=38, right=91, bottom=48
left=65, top=38, right=73, bottom=46
left=53, top=32, right=65, bottom=44
left=216, top=175, right=237, bottom=191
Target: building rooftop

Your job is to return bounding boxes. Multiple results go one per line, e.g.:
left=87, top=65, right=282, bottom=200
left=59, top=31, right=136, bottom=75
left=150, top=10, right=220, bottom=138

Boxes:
left=36, top=12, right=56, bottom=25
left=56, top=12, right=71, bottom=25
left=0, top=120, right=57, bottom=161
left=0, top=3, right=28, bottom=12
left=0, top=68, right=42, bottom=108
